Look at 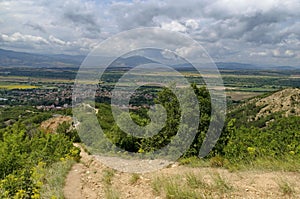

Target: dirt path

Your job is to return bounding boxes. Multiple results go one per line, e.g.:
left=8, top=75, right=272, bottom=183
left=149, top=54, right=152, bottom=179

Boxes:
left=64, top=144, right=106, bottom=199
left=64, top=145, right=300, bottom=199
left=63, top=144, right=158, bottom=199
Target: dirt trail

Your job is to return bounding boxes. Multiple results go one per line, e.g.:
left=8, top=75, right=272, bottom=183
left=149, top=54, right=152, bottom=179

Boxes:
left=63, top=143, right=157, bottom=199
left=64, top=145, right=300, bottom=199
left=64, top=144, right=106, bottom=199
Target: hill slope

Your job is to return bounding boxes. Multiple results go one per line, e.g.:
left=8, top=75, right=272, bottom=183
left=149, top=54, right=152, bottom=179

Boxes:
left=228, top=88, right=300, bottom=127
left=255, top=88, right=300, bottom=119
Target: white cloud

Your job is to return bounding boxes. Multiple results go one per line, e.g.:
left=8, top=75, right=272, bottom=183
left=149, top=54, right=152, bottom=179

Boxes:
left=161, top=49, right=178, bottom=60
left=250, top=51, right=268, bottom=56
left=0, top=0, right=299, bottom=65
left=285, top=50, right=295, bottom=57
left=185, top=19, right=199, bottom=30
left=160, top=21, right=187, bottom=32
left=272, top=48, right=296, bottom=58
left=49, top=35, right=66, bottom=46
left=1, top=32, right=49, bottom=44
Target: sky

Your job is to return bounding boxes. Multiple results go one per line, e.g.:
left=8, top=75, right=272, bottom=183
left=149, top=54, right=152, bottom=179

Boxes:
left=0, top=0, right=300, bottom=66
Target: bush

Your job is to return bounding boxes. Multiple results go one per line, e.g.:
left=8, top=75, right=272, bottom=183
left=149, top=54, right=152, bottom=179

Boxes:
left=0, top=123, right=80, bottom=198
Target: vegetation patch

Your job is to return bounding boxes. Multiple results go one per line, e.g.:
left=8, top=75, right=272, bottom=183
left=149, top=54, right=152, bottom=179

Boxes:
left=0, top=83, right=39, bottom=90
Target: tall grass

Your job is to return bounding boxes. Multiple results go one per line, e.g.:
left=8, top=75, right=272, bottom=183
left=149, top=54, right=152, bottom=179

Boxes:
left=226, top=156, right=300, bottom=172
left=102, top=169, right=115, bottom=186
left=211, top=172, right=232, bottom=193
left=102, top=168, right=120, bottom=199
left=276, top=178, right=295, bottom=196
left=151, top=172, right=233, bottom=199
left=40, top=159, right=75, bottom=199
left=129, top=173, right=140, bottom=185
left=104, top=188, right=120, bottom=199
left=185, top=172, right=207, bottom=189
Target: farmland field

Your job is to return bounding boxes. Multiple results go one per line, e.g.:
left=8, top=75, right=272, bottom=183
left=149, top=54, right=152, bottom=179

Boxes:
left=1, top=67, right=300, bottom=104
left=0, top=82, right=39, bottom=90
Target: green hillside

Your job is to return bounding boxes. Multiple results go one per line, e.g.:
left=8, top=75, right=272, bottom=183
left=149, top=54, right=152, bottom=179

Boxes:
left=218, top=88, right=300, bottom=170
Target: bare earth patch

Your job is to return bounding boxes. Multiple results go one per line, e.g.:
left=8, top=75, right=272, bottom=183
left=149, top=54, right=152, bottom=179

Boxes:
left=64, top=143, right=106, bottom=199
left=64, top=144, right=300, bottom=199
left=40, top=115, right=72, bottom=133
left=256, top=88, right=300, bottom=119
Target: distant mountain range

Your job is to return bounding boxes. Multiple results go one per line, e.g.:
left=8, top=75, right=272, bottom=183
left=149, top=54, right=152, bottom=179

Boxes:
left=0, top=48, right=84, bottom=68
left=110, top=55, right=157, bottom=68
left=0, top=48, right=298, bottom=70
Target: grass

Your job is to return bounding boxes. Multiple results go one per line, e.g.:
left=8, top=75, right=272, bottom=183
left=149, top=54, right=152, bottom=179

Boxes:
left=226, top=91, right=262, bottom=101
left=179, top=155, right=300, bottom=173
left=185, top=172, right=207, bottom=189
left=40, top=159, right=75, bottom=199
left=211, top=172, right=232, bottom=193
left=226, top=156, right=300, bottom=172
left=277, top=178, right=295, bottom=196
left=0, top=84, right=39, bottom=90
left=164, top=180, right=198, bottom=199
left=151, top=176, right=163, bottom=195
left=129, top=173, right=140, bottom=185
left=102, top=168, right=120, bottom=199
left=178, top=157, right=210, bottom=167
left=0, top=75, right=74, bottom=83
left=102, top=169, right=115, bottom=186
left=151, top=175, right=203, bottom=198
left=104, top=187, right=120, bottom=199
left=151, top=172, right=233, bottom=199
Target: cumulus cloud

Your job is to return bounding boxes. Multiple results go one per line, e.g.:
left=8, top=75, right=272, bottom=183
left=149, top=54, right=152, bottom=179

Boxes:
left=161, top=49, right=179, bottom=60
left=250, top=51, right=268, bottom=57
left=0, top=0, right=299, bottom=65
left=49, top=35, right=66, bottom=46
left=1, top=32, right=49, bottom=44
left=185, top=19, right=199, bottom=30
left=272, top=48, right=296, bottom=58
left=160, top=21, right=187, bottom=32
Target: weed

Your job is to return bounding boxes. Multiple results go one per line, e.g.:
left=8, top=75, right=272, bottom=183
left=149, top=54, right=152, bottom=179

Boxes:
left=178, top=157, right=209, bottom=167
left=104, top=187, right=120, bottom=199
left=185, top=172, right=207, bottom=189
left=151, top=176, right=163, bottom=195
left=40, top=159, right=75, bottom=199
left=164, top=180, right=198, bottom=199
left=277, top=178, right=295, bottom=196
left=152, top=175, right=201, bottom=199
left=102, top=169, right=115, bottom=186
left=129, top=173, right=140, bottom=185
left=209, top=155, right=225, bottom=167
left=211, top=173, right=232, bottom=193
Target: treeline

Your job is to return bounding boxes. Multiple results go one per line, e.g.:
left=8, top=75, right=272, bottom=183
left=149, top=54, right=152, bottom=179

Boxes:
left=0, top=67, right=76, bottom=80
left=76, top=84, right=212, bottom=158
left=78, top=84, right=300, bottom=168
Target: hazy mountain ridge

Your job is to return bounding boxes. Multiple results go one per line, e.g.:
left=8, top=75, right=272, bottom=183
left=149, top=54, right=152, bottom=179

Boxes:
left=0, top=48, right=298, bottom=70
left=0, top=48, right=84, bottom=68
